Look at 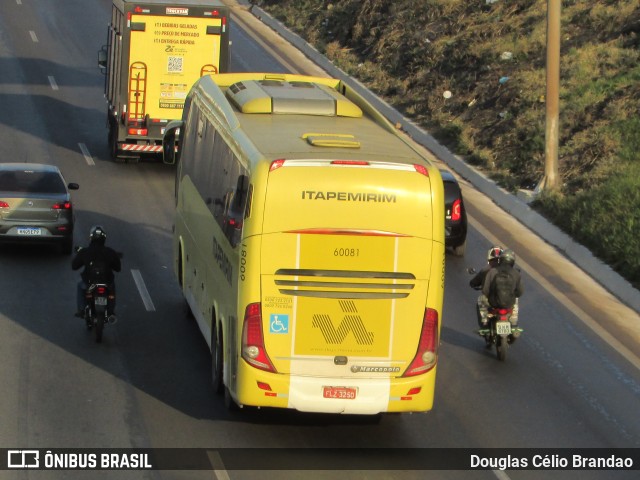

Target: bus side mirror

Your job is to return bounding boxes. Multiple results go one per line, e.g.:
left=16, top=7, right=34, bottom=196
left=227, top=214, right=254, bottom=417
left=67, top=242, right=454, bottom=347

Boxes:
left=98, top=45, right=108, bottom=72
left=162, top=120, right=184, bottom=165
left=233, top=174, right=249, bottom=210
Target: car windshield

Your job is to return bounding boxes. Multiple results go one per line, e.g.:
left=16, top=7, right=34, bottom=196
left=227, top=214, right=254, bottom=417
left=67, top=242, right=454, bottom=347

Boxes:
left=0, top=170, right=66, bottom=194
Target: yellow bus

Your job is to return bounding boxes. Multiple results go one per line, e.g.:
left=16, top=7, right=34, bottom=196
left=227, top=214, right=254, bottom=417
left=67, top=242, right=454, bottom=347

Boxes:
left=163, top=73, right=445, bottom=414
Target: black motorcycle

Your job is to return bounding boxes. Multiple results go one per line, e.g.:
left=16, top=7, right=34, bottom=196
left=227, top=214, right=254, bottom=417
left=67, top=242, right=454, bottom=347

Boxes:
left=84, top=281, right=116, bottom=343
left=79, top=250, right=122, bottom=343
left=469, top=268, right=522, bottom=361
left=480, top=306, right=522, bottom=361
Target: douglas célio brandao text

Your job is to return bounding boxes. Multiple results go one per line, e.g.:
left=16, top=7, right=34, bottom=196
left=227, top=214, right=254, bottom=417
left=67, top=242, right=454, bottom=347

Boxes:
left=470, top=454, right=634, bottom=470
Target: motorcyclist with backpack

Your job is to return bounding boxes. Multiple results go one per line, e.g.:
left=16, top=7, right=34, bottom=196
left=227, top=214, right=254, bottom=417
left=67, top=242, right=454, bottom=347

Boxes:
left=482, top=248, right=523, bottom=336
left=72, top=226, right=121, bottom=324
left=470, top=246, right=504, bottom=330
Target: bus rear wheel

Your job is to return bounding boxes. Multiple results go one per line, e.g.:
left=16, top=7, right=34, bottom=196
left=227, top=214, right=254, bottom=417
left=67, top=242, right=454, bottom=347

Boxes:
left=224, top=386, right=239, bottom=411
left=211, top=324, right=223, bottom=394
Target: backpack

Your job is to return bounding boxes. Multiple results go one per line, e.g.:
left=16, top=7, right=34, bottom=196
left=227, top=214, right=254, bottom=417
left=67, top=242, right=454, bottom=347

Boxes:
left=488, top=267, right=517, bottom=308
left=87, top=259, right=109, bottom=284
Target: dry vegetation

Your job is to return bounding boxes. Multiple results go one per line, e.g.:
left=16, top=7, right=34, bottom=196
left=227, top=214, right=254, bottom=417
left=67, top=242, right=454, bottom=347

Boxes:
left=255, top=0, right=640, bottom=288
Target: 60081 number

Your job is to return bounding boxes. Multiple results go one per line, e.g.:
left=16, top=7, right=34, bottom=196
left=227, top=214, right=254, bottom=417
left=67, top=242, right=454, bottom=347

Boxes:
left=334, top=248, right=359, bottom=257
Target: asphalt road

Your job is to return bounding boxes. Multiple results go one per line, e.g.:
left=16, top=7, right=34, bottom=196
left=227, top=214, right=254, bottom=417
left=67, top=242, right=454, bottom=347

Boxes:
left=0, top=1, right=639, bottom=479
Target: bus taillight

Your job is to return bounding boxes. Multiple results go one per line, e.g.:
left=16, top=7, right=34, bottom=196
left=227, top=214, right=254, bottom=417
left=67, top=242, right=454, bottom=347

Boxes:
left=241, top=303, right=277, bottom=373
left=402, top=308, right=438, bottom=377
left=413, top=164, right=429, bottom=176
left=269, top=159, right=286, bottom=171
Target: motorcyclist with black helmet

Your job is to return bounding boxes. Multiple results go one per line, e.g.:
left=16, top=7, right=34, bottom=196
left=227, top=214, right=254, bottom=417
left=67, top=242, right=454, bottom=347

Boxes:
left=470, top=245, right=504, bottom=330
left=72, top=226, right=121, bottom=324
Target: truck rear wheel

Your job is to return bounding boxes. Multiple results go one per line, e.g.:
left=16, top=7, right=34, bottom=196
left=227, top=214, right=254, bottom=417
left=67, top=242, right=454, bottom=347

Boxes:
left=108, top=121, right=124, bottom=162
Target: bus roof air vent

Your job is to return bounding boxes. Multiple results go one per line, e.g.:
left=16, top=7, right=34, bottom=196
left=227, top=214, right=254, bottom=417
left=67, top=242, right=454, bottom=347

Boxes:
left=302, top=133, right=361, bottom=148
left=225, top=80, right=362, bottom=118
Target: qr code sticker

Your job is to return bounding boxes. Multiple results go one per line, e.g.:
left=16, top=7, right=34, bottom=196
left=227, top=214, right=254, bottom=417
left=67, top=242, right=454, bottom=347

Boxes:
left=167, top=56, right=183, bottom=73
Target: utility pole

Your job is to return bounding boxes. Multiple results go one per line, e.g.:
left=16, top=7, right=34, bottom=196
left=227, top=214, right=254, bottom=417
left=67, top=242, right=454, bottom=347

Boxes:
left=544, top=0, right=561, bottom=191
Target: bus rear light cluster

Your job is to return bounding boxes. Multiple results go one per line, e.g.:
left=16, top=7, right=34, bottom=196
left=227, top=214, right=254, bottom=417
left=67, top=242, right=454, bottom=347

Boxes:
left=402, top=308, right=439, bottom=377
left=242, top=303, right=277, bottom=373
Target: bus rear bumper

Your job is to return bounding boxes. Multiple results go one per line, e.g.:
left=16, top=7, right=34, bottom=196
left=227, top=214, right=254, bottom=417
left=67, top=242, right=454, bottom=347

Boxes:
left=234, top=364, right=437, bottom=414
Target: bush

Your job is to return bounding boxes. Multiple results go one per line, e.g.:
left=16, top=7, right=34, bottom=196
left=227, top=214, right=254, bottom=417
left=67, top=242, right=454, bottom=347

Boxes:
left=536, top=163, right=640, bottom=289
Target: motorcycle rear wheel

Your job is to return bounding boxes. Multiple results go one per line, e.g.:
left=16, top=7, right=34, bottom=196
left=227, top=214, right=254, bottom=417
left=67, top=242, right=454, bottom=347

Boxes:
left=496, top=335, right=508, bottom=361
left=95, top=314, right=105, bottom=343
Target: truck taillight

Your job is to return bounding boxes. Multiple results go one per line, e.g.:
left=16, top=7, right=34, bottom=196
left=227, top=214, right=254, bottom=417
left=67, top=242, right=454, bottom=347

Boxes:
left=241, top=303, right=276, bottom=373
left=402, top=308, right=439, bottom=377
left=128, top=128, right=148, bottom=136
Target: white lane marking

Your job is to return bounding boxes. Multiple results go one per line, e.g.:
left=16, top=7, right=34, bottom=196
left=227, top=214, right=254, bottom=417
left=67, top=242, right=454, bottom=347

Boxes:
left=493, top=470, right=512, bottom=480
left=17, top=0, right=23, bottom=5
left=48, top=76, right=58, bottom=90
left=470, top=216, right=640, bottom=372
left=208, top=451, right=231, bottom=480
left=29, top=31, right=38, bottom=42
left=78, top=143, right=95, bottom=166
left=131, top=269, right=156, bottom=312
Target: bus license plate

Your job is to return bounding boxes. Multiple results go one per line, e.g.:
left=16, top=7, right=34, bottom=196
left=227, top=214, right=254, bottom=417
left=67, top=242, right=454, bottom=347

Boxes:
left=323, top=386, right=357, bottom=400
left=17, top=227, right=42, bottom=236
left=95, top=297, right=108, bottom=306
left=496, top=321, right=512, bottom=335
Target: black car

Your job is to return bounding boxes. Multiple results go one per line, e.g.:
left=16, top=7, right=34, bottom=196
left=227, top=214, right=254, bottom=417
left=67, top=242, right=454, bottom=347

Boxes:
left=0, top=163, right=79, bottom=254
left=440, top=169, right=467, bottom=256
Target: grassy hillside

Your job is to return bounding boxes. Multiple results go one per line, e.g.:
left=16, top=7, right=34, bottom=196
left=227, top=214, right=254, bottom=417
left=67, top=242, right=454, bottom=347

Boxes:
left=255, top=0, right=640, bottom=288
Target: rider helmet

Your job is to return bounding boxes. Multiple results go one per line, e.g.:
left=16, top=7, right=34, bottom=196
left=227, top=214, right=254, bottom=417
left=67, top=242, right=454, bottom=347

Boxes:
left=89, top=225, right=107, bottom=245
left=487, top=246, right=504, bottom=263
left=500, top=249, right=516, bottom=266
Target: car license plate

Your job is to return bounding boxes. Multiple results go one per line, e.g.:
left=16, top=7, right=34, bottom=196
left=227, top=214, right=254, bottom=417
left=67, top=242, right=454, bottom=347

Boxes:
left=17, top=227, right=42, bottom=236
left=323, top=386, right=357, bottom=400
left=95, top=297, right=108, bottom=306
left=496, top=321, right=512, bottom=335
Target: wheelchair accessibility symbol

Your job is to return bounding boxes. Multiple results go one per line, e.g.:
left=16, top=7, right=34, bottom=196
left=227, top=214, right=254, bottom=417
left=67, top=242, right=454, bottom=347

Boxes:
left=270, top=314, right=289, bottom=334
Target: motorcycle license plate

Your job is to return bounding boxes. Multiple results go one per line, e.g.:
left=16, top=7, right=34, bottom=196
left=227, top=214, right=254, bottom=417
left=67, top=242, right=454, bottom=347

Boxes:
left=323, top=386, right=357, bottom=400
left=95, top=297, right=108, bottom=306
left=496, top=321, right=512, bottom=335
